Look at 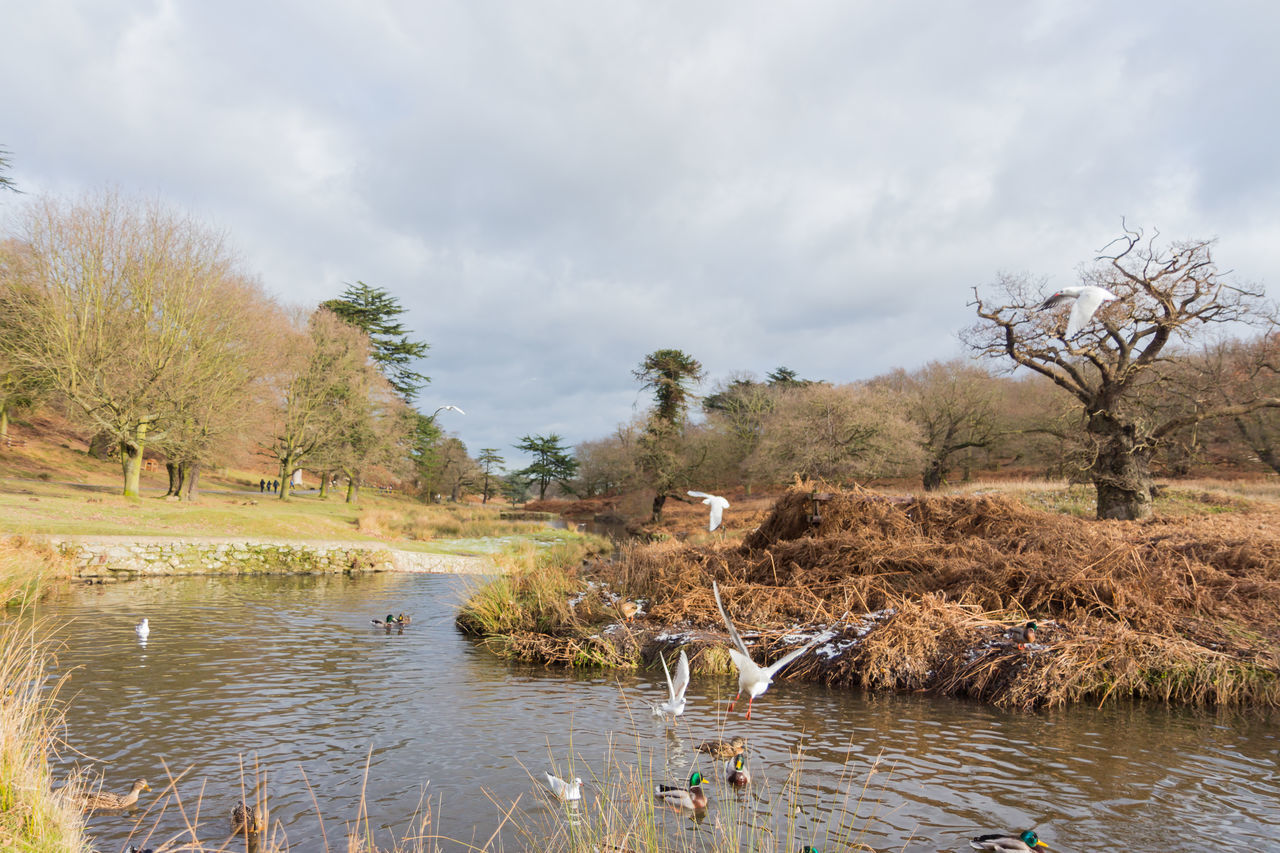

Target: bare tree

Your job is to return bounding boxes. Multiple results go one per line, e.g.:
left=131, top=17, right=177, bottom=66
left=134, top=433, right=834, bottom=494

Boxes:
left=875, top=359, right=1000, bottom=490
left=157, top=273, right=284, bottom=501
left=966, top=226, right=1279, bottom=519
left=750, top=382, right=922, bottom=485
left=5, top=192, right=242, bottom=497
left=262, top=308, right=377, bottom=500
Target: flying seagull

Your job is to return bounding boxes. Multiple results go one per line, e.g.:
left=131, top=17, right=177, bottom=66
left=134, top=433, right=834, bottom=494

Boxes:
left=1039, top=285, right=1119, bottom=338
left=687, top=490, right=730, bottom=531
left=651, top=648, right=690, bottom=720
left=712, top=580, right=828, bottom=719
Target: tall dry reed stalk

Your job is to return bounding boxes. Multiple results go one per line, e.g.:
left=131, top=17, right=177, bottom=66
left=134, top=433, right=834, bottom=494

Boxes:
left=0, top=616, right=87, bottom=852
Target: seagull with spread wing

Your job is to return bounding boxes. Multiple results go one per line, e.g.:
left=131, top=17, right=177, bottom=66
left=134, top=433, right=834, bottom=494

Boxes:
left=688, top=490, right=730, bottom=531
left=713, top=580, right=828, bottom=719
left=651, top=648, right=690, bottom=720
left=1039, top=285, right=1119, bottom=338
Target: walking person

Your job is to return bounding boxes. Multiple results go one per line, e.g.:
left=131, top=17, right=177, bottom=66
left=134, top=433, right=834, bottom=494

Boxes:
left=272, top=479, right=279, bottom=493
left=259, top=478, right=265, bottom=493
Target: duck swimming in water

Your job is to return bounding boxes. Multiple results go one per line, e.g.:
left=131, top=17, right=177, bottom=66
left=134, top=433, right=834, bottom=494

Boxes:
left=654, top=771, right=708, bottom=810
left=970, top=829, right=1050, bottom=851
left=77, top=778, right=150, bottom=811
left=695, top=735, right=747, bottom=759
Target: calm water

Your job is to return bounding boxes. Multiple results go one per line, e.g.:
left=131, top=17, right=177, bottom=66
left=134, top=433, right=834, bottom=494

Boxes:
left=31, top=573, right=1280, bottom=852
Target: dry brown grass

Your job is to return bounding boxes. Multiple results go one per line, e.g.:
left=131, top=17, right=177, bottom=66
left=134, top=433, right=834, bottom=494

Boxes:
left=563, top=483, right=1280, bottom=709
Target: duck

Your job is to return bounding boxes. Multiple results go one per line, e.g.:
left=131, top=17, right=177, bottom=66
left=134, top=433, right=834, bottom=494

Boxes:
left=726, top=753, right=751, bottom=787
left=544, top=772, right=582, bottom=801
left=695, top=735, right=747, bottom=759
left=713, top=580, right=829, bottom=719
left=616, top=599, right=640, bottom=623
left=1006, top=621, right=1038, bottom=649
left=370, top=614, right=403, bottom=627
left=135, top=618, right=150, bottom=640
left=970, top=829, right=1050, bottom=851
left=651, top=648, right=690, bottom=720
left=231, top=799, right=263, bottom=834
left=78, top=778, right=150, bottom=811
left=654, top=771, right=708, bottom=810
left=396, top=613, right=411, bottom=625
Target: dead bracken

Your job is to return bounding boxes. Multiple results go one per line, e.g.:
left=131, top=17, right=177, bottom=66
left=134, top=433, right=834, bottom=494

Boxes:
left=458, top=483, right=1280, bottom=710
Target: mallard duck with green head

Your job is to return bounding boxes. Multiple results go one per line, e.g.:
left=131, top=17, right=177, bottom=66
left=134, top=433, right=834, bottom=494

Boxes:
left=1006, top=621, right=1038, bottom=650
left=655, top=771, right=708, bottom=809
left=371, top=614, right=404, bottom=627
left=78, top=778, right=150, bottom=811
left=970, top=829, right=1050, bottom=851
left=726, top=753, right=751, bottom=787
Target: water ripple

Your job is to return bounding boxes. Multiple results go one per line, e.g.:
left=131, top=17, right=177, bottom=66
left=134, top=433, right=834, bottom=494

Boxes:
left=36, top=573, right=1280, bottom=852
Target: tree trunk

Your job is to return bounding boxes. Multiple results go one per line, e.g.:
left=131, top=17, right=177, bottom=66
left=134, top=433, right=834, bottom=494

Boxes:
left=922, top=457, right=945, bottom=491
left=345, top=478, right=359, bottom=504
left=651, top=492, right=667, bottom=522
left=121, top=440, right=143, bottom=497
left=182, top=461, right=201, bottom=501
left=278, top=457, right=292, bottom=500
left=1089, top=415, right=1154, bottom=520
left=0, top=406, right=8, bottom=442
left=319, top=470, right=331, bottom=499
left=482, top=473, right=490, bottom=504
left=165, top=461, right=180, bottom=496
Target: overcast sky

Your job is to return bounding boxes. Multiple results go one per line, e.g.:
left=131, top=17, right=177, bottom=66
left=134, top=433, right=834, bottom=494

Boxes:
left=4, top=1, right=1279, bottom=464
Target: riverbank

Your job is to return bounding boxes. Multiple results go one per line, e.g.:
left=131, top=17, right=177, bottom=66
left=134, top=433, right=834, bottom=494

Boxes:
left=459, top=483, right=1280, bottom=710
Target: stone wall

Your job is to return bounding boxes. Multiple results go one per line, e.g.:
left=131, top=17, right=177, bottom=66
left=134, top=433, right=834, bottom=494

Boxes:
left=51, top=538, right=396, bottom=579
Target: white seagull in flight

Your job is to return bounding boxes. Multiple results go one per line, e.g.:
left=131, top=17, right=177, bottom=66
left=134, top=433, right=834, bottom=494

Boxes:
left=651, top=648, right=691, bottom=720
left=687, top=491, right=730, bottom=531
left=712, top=580, right=828, bottom=720
left=1039, top=285, right=1119, bottom=338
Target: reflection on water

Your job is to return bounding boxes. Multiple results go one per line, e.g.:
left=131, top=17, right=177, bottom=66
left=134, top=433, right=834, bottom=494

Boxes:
left=31, top=573, right=1280, bottom=852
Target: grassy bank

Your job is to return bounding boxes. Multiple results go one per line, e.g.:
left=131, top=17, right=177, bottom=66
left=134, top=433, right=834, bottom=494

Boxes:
left=459, top=483, right=1280, bottom=710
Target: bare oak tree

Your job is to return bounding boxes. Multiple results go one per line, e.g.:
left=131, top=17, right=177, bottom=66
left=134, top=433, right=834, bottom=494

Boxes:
left=5, top=192, right=241, bottom=497
left=966, top=226, right=1279, bottom=519
left=875, top=359, right=1000, bottom=490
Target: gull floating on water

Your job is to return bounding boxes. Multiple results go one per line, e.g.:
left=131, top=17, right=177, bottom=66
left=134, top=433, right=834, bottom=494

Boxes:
left=1039, top=285, right=1119, bottom=338
left=687, top=490, right=730, bottom=531
left=651, top=648, right=690, bottom=720
left=713, top=580, right=828, bottom=719
left=134, top=618, right=149, bottom=641
left=544, top=772, right=582, bottom=801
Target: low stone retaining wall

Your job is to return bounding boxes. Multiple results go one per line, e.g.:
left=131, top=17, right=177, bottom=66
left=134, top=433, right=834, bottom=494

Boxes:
left=42, top=536, right=493, bottom=579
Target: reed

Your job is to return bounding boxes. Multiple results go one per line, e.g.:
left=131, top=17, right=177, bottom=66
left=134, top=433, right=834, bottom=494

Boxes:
left=0, top=536, right=73, bottom=607
left=0, top=617, right=87, bottom=852
left=517, top=732, right=901, bottom=853
left=456, top=535, right=629, bottom=667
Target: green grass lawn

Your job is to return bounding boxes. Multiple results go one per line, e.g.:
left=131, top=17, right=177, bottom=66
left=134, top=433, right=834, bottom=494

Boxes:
left=0, top=476, right=563, bottom=556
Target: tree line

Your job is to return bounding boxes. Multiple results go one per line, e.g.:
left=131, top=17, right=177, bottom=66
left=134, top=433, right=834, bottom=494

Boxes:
left=565, top=228, right=1280, bottom=521
left=0, top=190, right=462, bottom=502
left=3, top=184, right=1277, bottom=521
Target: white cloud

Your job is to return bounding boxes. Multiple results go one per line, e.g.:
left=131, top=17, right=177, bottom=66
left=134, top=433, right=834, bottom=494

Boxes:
left=4, top=0, right=1279, bottom=462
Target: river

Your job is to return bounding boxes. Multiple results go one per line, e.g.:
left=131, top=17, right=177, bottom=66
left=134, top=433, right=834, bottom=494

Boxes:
left=34, top=572, right=1280, bottom=852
